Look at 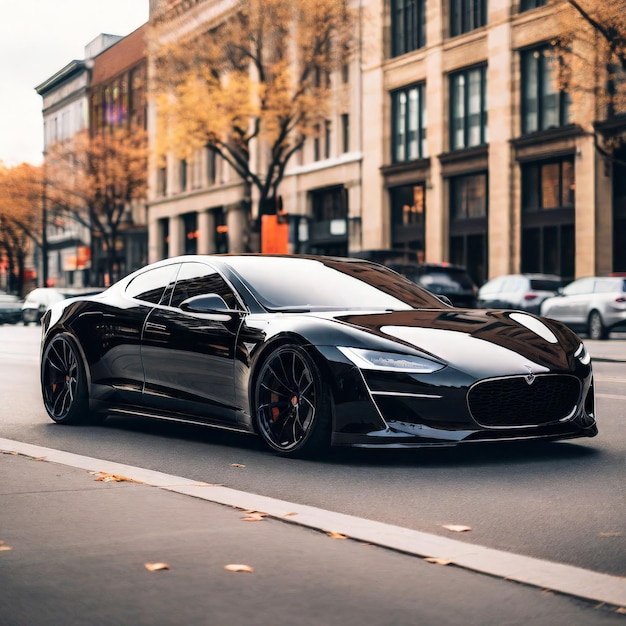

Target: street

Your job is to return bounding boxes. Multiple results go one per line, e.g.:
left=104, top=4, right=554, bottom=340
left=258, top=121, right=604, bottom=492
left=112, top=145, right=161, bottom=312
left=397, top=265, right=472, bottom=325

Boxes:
left=1, top=324, right=625, bottom=624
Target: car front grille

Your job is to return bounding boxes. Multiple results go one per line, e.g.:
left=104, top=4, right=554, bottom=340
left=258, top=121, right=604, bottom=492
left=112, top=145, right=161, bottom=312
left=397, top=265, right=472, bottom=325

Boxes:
left=468, top=375, right=581, bottom=428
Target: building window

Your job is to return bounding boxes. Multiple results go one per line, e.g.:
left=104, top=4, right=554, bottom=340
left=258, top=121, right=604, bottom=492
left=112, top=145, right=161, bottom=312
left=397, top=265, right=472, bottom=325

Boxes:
left=214, top=207, right=228, bottom=253
left=182, top=212, right=198, bottom=255
left=190, top=149, right=202, bottom=190
left=311, top=186, right=348, bottom=221
left=450, top=66, right=487, bottom=150
left=342, top=63, right=349, bottom=84
left=450, top=0, right=487, bottom=37
left=521, top=47, right=570, bottom=134
left=179, top=159, right=188, bottom=192
left=449, top=172, right=488, bottom=285
left=341, top=114, right=350, bottom=153
left=450, top=172, right=488, bottom=219
left=520, top=0, right=547, bottom=11
left=392, top=184, right=425, bottom=226
left=522, top=157, right=575, bottom=211
left=206, top=146, right=216, bottom=185
left=159, top=218, right=169, bottom=259
left=313, top=124, right=321, bottom=161
left=392, top=83, right=427, bottom=162
left=157, top=166, right=167, bottom=197
left=325, top=120, right=332, bottom=159
left=391, top=0, right=426, bottom=57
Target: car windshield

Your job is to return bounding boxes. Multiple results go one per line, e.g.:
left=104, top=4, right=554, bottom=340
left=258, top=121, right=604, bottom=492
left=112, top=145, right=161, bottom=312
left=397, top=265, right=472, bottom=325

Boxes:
left=225, top=256, right=445, bottom=311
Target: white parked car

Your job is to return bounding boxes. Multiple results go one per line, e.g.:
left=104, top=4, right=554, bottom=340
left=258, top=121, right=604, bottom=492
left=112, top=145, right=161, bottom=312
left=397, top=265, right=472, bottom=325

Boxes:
left=540, top=276, right=626, bottom=340
left=22, top=287, right=103, bottom=324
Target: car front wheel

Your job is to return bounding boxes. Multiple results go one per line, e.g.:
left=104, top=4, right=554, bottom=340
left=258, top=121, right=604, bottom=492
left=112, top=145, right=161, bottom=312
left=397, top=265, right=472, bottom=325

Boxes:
left=41, top=334, right=91, bottom=424
left=254, top=344, right=332, bottom=457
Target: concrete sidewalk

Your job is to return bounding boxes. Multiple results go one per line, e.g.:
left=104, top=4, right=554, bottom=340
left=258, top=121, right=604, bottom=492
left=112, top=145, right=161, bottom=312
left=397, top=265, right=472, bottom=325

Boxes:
left=2, top=448, right=625, bottom=626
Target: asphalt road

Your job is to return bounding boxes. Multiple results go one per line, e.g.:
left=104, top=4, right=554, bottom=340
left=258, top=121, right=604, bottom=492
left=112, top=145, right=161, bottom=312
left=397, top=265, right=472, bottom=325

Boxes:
left=0, top=323, right=624, bottom=583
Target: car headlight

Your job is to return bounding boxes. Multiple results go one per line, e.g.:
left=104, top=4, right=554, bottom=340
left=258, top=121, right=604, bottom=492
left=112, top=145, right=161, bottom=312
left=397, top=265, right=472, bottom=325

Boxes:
left=337, top=347, right=445, bottom=373
left=574, top=343, right=591, bottom=365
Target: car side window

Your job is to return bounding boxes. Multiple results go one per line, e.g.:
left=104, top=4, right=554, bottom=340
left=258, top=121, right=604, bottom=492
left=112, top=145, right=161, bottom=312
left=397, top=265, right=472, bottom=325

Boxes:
left=170, top=262, right=239, bottom=310
left=594, top=278, right=620, bottom=294
left=125, top=265, right=180, bottom=304
left=562, top=277, right=594, bottom=296
left=480, top=277, right=503, bottom=295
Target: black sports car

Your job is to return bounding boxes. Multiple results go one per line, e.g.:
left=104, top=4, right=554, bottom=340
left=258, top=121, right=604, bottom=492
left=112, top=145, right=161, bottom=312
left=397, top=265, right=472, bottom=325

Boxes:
left=40, top=254, right=597, bottom=457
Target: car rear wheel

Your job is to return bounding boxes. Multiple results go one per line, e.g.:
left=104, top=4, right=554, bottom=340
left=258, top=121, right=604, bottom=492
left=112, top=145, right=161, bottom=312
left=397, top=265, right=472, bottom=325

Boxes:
left=254, top=344, right=332, bottom=457
left=588, top=310, right=607, bottom=341
left=41, top=334, right=91, bottom=424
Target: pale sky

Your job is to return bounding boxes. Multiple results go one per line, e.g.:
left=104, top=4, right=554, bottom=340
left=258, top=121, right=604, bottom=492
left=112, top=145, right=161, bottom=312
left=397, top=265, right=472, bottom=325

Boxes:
left=0, top=0, right=149, bottom=166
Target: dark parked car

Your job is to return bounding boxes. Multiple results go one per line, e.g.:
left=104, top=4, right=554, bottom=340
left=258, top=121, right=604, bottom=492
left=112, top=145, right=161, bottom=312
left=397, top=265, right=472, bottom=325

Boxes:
left=0, top=291, right=23, bottom=324
left=540, top=276, right=626, bottom=340
left=478, top=274, right=562, bottom=314
left=40, top=255, right=597, bottom=457
left=388, top=262, right=478, bottom=308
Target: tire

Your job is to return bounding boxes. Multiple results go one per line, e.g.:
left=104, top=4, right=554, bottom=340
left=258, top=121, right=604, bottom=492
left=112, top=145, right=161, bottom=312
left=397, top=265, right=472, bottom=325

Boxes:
left=588, top=310, right=607, bottom=341
left=41, top=333, right=91, bottom=424
left=254, top=344, right=332, bottom=457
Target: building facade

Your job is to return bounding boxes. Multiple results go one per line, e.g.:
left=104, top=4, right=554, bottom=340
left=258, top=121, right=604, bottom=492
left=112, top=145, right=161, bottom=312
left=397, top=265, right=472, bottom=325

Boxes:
left=145, top=0, right=625, bottom=284
left=88, top=25, right=150, bottom=285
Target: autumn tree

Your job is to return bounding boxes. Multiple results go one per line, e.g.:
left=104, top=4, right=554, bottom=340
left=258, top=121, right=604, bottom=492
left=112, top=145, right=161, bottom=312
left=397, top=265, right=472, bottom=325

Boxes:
left=0, top=161, right=44, bottom=294
left=552, top=0, right=626, bottom=159
left=150, top=0, right=356, bottom=249
left=46, top=126, right=148, bottom=285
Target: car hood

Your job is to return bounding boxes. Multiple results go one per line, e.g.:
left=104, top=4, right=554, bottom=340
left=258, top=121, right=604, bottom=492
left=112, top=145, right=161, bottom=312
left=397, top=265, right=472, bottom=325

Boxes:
left=323, top=308, right=576, bottom=377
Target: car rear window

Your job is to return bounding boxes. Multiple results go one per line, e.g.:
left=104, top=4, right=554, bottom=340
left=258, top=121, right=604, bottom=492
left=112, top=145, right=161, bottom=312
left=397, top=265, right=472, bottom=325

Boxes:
left=529, top=279, right=561, bottom=291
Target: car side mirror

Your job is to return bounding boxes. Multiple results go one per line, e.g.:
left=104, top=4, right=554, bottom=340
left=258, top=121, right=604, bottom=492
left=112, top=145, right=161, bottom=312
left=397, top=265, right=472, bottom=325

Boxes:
left=180, top=294, right=232, bottom=314
left=437, top=295, right=453, bottom=307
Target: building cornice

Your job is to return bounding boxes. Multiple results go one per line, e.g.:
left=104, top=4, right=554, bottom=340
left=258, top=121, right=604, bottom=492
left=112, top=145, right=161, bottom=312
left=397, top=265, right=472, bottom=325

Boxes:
left=35, top=60, right=88, bottom=95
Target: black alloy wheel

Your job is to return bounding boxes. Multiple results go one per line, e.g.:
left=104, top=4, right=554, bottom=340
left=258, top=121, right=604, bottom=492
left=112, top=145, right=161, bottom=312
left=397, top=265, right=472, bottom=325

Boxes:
left=588, top=310, right=607, bottom=341
left=41, top=334, right=90, bottom=424
left=255, top=344, right=331, bottom=457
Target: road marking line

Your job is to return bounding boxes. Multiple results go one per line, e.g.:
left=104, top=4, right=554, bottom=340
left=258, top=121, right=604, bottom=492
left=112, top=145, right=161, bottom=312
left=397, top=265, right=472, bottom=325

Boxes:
left=1, top=437, right=625, bottom=608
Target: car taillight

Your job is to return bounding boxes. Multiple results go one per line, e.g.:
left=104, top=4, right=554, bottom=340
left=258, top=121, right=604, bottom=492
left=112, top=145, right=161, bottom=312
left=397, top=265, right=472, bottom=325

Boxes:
left=524, top=292, right=538, bottom=301
left=616, top=296, right=626, bottom=303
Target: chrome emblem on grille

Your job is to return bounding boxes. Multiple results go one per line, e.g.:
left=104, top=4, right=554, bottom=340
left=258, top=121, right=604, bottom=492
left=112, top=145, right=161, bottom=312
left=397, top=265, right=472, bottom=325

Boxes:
left=524, top=365, right=535, bottom=385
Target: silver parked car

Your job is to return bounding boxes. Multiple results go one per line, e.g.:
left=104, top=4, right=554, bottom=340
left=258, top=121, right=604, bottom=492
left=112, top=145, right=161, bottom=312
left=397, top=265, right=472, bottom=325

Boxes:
left=478, top=273, right=562, bottom=314
left=540, top=276, right=626, bottom=340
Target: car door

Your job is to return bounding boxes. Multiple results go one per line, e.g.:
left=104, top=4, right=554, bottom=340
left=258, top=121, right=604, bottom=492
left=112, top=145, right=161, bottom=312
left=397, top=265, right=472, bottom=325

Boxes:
left=140, top=261, right=246, bottom=423
left=547, top=278, right=595, bottom=326
left=91, top=263, right=180, bottom=405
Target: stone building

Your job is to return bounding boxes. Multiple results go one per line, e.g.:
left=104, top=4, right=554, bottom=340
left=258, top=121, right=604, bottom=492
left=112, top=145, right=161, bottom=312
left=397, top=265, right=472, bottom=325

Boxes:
left=146, top=0, right=626, bottom=284
left=88, top=25, right=150, bottom=285
left=35, top=34, right=123, bottom=287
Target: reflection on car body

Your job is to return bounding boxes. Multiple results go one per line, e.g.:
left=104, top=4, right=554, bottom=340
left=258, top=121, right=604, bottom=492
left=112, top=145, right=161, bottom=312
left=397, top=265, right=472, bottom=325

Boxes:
left=40, top=255, right=597, bottom=458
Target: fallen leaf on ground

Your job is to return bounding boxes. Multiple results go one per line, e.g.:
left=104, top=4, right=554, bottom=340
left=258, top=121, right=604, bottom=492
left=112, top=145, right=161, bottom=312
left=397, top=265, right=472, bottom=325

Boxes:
left=424, top=557, right=451, bottom=566
left=145, top=562, right=170, bottom=571
left=241, top=513, right=265, bottom=522
left=616, top=607, right=626, bottom=615
left=442, top=524, right=472, bottom=533
left=283, top=512, right=298, bottom=517
left=598, top=532, right=623, bottom=538
left=91, top=472, right=138, bottom=483
left=1, top=450, right=18, bottom=455
left=224, top=564, right=254, bottom=573
left=327, top=532, right=348, bottom=540
left=0, top=540, right=12, bottom=552
left=231, top=463, right=246, bottom=468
